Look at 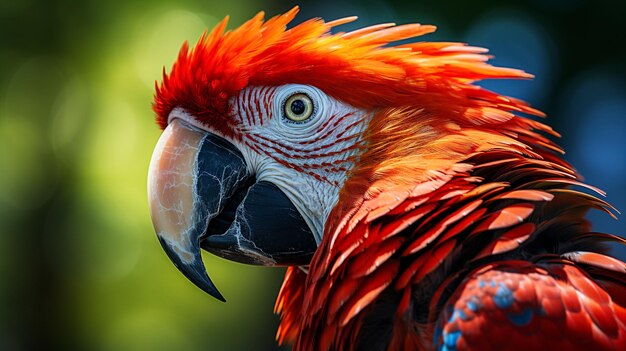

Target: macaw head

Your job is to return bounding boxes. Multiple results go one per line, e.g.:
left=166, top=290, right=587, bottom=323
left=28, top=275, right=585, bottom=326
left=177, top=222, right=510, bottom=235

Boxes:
left=148, top=7, right=545, bottom=301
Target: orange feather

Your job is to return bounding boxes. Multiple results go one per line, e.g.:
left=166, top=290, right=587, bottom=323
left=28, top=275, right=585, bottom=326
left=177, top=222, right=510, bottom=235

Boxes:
left=151, top=7, right=626, bottom=350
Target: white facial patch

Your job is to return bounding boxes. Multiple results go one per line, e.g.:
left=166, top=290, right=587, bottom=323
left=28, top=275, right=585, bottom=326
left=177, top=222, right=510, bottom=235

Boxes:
left=227, top=84, right=372, bottom=244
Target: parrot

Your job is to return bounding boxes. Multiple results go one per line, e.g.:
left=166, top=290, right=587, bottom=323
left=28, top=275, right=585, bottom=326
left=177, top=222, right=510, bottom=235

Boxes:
left=147, top=7, right=626, bottom=351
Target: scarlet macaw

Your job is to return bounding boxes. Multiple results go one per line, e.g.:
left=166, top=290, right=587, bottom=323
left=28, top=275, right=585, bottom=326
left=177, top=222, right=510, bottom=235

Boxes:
left=147, top=7, right=626, bottom=350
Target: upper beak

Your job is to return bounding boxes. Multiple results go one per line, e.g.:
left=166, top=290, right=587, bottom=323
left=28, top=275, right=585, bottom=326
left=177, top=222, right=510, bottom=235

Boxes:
left=147, top=118, right=316, bottom=301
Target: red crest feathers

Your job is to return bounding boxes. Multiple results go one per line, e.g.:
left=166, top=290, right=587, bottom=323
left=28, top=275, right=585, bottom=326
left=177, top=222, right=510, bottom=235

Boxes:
left=153, top=6, right=540, bottom=136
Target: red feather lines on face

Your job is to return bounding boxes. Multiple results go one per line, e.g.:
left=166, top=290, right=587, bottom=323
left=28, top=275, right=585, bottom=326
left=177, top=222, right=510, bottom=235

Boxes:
left=244, top=134, right=358, bottom=186
left=236, top=86, right=271, bottom=128
left=234, top=86, right=361, bottom=186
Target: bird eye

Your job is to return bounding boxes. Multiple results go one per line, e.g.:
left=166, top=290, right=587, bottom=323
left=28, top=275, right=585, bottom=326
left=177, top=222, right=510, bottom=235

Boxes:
left=284, top=93, right=314, bottom=122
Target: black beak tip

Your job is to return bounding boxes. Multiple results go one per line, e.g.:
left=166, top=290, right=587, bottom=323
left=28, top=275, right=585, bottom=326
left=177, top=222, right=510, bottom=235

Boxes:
left=158, top=237, right=226, bottom=302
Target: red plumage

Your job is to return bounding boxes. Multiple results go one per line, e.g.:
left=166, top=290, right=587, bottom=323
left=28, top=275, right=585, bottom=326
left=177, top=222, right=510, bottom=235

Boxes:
left=437, top=261, right=626, bottom=350
left=154, top=7, right=626, bottom=351
left=277, top=150, right=626, bottom=350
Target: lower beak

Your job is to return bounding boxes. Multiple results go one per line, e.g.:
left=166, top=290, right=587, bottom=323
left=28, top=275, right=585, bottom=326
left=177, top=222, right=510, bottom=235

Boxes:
left=147, top=119, right=316, bottom=301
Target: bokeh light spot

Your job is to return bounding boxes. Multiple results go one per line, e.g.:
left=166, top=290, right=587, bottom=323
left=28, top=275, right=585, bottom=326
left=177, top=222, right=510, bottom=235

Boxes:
left=464, top=8, right=555, bottom=106
left=51, top=76, right=89, bottom=160
left=559, top=67, right=626, bottom=259
left=576, top=98, right=626, bottom=179
left=133, top=9, right=216, bottom=88
left=0, top=57, right=65, bottom=210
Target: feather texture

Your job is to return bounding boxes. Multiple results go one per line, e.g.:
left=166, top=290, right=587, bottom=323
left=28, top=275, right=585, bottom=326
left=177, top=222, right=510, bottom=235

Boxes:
left=434, top=260, right=626, bottom=350
left=280, top=147, right=623, bottom=350
left=151, top=7, right=626, bottom=350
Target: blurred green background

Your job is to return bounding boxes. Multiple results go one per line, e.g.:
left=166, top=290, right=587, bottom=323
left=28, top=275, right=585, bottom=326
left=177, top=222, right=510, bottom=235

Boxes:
left=1, top=0, right=624, bottom=350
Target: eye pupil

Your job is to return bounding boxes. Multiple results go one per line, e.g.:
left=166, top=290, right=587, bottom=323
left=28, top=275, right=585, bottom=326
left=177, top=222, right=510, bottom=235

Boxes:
left=284, top=93, right=314, bottom=122
left=291, top=99, right=305, bottom=115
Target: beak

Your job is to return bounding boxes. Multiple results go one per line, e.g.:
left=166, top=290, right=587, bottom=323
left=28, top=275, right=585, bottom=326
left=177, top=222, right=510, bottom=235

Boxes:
left=148, top=119, right=316, bottom=301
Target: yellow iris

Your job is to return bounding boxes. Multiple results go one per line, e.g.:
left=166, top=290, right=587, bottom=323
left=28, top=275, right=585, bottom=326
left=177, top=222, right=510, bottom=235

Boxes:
left=284, top=93, right=314, bottom=122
